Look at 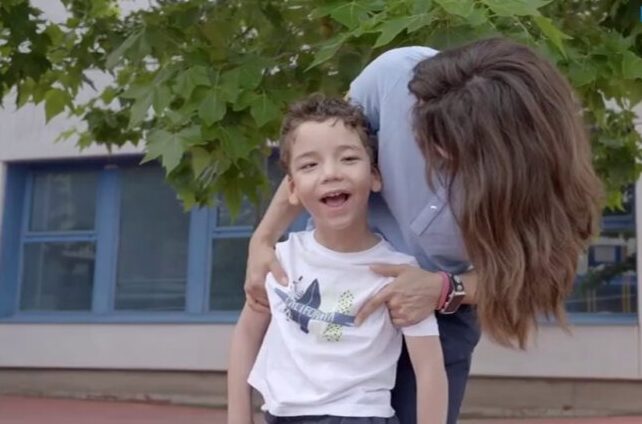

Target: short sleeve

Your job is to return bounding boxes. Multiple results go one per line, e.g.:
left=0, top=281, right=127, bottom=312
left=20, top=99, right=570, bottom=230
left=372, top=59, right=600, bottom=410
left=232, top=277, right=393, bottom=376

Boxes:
left=401, top=312, right=439, bottom=337
left=348, top=47, right=439, bottom=134
left=348, top=57, right=383, bottom=132
left=348, top=49, right=410, bottom=132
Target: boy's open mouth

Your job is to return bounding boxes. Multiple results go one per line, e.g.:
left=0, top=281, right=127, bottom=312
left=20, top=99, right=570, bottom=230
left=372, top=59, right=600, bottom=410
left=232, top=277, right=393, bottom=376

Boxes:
left=320, top=191, right=350, bottom=207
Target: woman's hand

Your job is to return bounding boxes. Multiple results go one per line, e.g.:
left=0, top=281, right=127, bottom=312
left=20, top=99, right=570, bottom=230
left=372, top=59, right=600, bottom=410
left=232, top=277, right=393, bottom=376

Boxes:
left=244, top=237, right=288, bottom=313
left=355, top=264, right=442, bottom=326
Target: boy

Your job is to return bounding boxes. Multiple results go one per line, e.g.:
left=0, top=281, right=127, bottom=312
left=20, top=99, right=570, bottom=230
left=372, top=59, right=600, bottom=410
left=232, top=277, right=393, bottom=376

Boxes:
left=227, top=95, right=447, bottom=424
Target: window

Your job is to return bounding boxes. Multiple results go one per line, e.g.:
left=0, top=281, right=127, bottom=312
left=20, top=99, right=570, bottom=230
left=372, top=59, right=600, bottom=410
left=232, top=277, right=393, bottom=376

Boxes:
left=567, top=186, right=638, bottom=317
left=115, top=167, right=190, bottom=311
left=209, top=154, right=285, bottom=312
left=20, top=170, right=98, bottom=312
left=0, top=159, right=281, bottom=322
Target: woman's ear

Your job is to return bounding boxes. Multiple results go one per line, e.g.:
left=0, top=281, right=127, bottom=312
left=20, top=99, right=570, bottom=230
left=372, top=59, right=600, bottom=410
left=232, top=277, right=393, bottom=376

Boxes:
left=287, top=175, right=300, bottom=205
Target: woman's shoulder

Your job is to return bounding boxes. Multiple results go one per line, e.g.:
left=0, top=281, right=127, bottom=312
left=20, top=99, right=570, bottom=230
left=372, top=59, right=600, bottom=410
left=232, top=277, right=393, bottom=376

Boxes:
left=366, top=46, right=439, bottom=74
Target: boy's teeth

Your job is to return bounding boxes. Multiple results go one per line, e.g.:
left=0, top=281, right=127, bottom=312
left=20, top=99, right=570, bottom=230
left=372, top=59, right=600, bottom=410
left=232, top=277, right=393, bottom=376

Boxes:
left=323, top=193, right=349, bottom=206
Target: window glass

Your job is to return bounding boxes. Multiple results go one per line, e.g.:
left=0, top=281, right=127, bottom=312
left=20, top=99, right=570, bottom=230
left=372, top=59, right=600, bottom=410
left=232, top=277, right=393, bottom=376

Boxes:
left=30, top=171, right=97, bottom=232
left=114, top=167, right=190, bottom=311
left=20, top=242, right=95, bottom=311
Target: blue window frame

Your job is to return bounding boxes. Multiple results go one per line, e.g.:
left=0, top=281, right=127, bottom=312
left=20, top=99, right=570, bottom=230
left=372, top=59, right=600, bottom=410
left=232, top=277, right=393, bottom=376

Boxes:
left=0, top=157, right=285, bottom=323
left=2, top=158, right=635, bottom=325
left=564, top=185, right=638, bottom=324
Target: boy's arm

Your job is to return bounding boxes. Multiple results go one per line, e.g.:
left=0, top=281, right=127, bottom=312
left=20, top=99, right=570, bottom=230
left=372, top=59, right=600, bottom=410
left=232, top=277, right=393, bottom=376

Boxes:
left=405, top=335, right=448, bottom=424
left=227, top=303, right=271, bottom=424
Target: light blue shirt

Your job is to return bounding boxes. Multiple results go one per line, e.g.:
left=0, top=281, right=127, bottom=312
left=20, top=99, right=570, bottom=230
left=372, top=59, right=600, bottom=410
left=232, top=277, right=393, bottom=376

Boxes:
left=349, top=46, right=469, bottom=274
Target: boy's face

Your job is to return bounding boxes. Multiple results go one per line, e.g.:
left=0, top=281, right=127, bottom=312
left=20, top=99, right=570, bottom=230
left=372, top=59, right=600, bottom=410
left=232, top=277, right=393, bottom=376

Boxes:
left=287, top=119, right=381, bottom=233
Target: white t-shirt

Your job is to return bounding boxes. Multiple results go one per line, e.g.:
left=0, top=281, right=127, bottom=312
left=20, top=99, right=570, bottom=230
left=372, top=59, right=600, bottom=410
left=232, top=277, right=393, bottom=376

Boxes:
left=248, top=231, right=439, bottom=417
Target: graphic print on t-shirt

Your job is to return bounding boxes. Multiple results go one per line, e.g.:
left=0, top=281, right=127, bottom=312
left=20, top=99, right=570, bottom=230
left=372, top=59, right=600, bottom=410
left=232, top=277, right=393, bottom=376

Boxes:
left=273, top=276, right=355, bottom=340
left=322, top=290, right=355, bottom=342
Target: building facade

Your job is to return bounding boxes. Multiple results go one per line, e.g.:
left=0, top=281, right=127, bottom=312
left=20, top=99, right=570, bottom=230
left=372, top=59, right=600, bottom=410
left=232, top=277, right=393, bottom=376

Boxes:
left=1, top=89, right=640, bottom=381
left=0, top=1, right=640, bottom=414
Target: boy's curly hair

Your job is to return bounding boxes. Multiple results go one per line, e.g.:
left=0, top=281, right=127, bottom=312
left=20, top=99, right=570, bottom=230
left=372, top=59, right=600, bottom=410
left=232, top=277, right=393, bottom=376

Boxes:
left=279, top=94, right=375, bottom=173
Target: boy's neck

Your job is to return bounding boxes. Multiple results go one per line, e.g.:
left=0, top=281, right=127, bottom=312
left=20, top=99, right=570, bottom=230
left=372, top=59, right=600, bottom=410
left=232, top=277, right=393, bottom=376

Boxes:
left=313, top=221, right=380, bottom=253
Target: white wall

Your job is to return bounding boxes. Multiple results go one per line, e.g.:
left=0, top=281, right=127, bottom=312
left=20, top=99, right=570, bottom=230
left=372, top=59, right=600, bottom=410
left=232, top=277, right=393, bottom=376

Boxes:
left=0, top=324, right=234, bottom=371
left=0, top=0, right=146, bottom=162
left=470, top=325, right=640, bottom=379
left=0, top=0, right=641, bottom=379
left=0, top=101, right=142, bottom=162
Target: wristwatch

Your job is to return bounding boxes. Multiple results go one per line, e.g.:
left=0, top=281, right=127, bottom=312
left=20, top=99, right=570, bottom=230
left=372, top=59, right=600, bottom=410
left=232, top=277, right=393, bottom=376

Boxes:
left=439, top=273, right=466, bottom=314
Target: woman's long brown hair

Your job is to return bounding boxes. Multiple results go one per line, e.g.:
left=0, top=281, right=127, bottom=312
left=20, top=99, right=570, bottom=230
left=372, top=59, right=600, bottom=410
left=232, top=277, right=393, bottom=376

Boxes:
left=409, top=38, right=604, bottom=348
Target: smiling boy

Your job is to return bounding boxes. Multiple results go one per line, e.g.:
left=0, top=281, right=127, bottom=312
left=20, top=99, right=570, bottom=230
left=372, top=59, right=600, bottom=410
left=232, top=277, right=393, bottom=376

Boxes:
left=227, top=95, right=447, bottom=424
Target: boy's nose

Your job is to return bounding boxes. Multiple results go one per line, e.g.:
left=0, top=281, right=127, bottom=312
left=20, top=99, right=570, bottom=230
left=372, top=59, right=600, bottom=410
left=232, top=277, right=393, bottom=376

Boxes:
left=321, top=161, right=342, bottom=181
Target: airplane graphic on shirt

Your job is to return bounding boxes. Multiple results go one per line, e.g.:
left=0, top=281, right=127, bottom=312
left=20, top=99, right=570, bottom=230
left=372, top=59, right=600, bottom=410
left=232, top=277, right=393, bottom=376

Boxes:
left=273, top=279, right=355, bottom=334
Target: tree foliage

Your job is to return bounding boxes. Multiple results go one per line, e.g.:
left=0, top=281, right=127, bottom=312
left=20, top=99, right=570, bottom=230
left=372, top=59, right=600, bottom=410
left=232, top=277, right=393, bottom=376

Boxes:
left=2, top=0, right=642, bottom=214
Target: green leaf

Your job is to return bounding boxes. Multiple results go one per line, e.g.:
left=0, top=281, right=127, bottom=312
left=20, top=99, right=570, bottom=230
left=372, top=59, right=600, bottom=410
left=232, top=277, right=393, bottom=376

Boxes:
left=55, top=127, right=78, bottom=143
left=622, top=51, right=642, bottom=80
left=238, top=60, right=266, bottom=89
left=44, top=88, right=70, bottom=122
left=232, top=91, right=256, bottom=112
left=434, top=0, right=474, bottom=18
left=412, top=0, right=432, bottom=14
left=188, top=66, right=212, bottom=87
left=44, top=24, right=65, bottom=46
left=481, top=0, right=552, bottom=17
left=466, top=7, right=488, bottom=27
left=101, top=86, right=118, bottom=105
left=121, top=83, right=150, bottom=100
left=153, top=85, right=172, bottom=114
left=222, top=181, right=242, bottom=221
left=306, top=35, right=346, bottom=70
left=533, top=16, right=570, bottom=58
left=622, top=80, right=642, bottom=106
left=165, top=109, right=190, bottom=127
left=250, top=93, right=280, bottom=127
left=198, top=90, right=226, bottom=126
left=219, top=126, right=257, bottom=161
left=17, top=78, right=35, bottom=107
left=406, top=13, right=434, bottom=33
left=374, top=17, right=413, bottom=47
left=191, top=147, right=210, bottom=178
left=106, top=32, right=142, bottom=69
left=220, top=68, right=241, bottom=102
left=143, top=129, right=184, bottom=172
left=568, top=61, right=597, bottom=87
left=177, top=125, right=203, bottom=146
left=175, top=66, right=212, bottom=100
left=329, top=2, right=371, bottom=29
left=129, top=92, right=153, bottom=127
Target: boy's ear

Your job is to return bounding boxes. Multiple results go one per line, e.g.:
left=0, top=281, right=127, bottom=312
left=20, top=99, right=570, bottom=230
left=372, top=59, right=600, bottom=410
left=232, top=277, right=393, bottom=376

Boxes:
left=287, top=175, right=300, bottom=205
left=371, top=166, right=382, bottom=193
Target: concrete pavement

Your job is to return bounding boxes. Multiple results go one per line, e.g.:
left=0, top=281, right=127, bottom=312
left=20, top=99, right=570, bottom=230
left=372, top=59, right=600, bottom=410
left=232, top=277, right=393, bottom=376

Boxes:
left=1, top=396, right=641, bottom=424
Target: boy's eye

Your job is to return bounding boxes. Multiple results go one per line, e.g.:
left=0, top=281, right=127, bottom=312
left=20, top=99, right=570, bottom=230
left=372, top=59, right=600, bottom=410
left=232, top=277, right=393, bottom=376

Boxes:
left=299, top=162, right=317, bottom=170
left=342, top=156, right=360, bottom=163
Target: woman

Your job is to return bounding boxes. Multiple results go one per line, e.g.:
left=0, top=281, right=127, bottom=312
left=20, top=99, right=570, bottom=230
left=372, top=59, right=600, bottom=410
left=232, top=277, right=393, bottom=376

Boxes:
left=244, top=38, right=603, bottom=424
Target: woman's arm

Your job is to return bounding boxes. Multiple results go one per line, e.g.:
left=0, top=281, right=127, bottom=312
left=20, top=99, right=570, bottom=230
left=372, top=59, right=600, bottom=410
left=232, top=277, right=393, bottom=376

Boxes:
left=406, top=335, right=448, bottom=424
left=460, top=270, right=477, bottom=305
left=227, top=304, right=271, bottom=424
left=252, top=177, right=302, bottom=246
left=245, top=177, right=302, bottom=311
